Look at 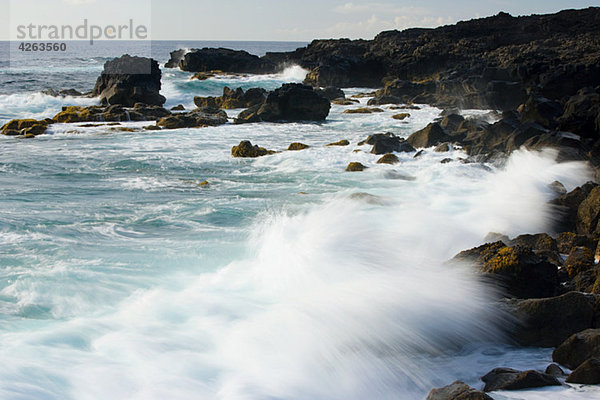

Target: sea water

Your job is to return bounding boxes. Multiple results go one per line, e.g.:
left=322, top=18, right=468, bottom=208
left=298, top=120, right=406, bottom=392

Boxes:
left=0, top=41, right=598, bottom=400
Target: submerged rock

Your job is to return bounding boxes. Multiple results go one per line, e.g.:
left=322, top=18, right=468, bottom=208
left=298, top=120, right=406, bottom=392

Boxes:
left=327, top=139, right=350, bottom=146
left=343, top=107, right=384, bottom=114
left=426, top=381, right=492, bottom=400
left=392, top=113, right=410, bottom=120
left=481, top=368, right=560, bottom=392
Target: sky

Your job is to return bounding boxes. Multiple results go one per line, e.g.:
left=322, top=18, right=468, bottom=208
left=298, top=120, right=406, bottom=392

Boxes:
left=1, top=0, right=599, bottom=41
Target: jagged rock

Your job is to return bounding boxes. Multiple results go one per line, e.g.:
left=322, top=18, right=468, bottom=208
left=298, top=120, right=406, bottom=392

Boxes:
left=346, top=162, right=367, bottom=171
left=509, top=292, right=600, bottom=347
left=566, top=358, right=600, bottom=384
left=553, top=329, right=600, bottom=369
left=194, top=87, right=267, bottom=109
left=481, top=368, right=560, bottom=392
left=518, top=96, right=563, bottom=129
left=231, top=140, right=273, bottom=157
left=288, top=142, right=309, bottom=151
left=358, top=133, right=416, bottom=155
left=426, top=381, right=492, bottom=400
left=558, top=87, right=600, bottom=138
left=327, top=139, right=350, bottom=146
left=175, top=48, right=276, bottom=74
left=93, top=55, right=165, bottom=107
left=407, top=123, right=451, bottom=148
left=551, top=182, right=599, bottom=232
left=156, top=107, right=227, bottom=128
left=234, top=84, right=330, bottom=123
left=171, top=104, right=185, bottom=111
left=377, top=153, right=400, bottom=164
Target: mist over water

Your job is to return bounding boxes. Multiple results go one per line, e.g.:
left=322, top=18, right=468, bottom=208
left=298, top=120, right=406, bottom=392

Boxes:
left=0, top=41, right=598, bottom=400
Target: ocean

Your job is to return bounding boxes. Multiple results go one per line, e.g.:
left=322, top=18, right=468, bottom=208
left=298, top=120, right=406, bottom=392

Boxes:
left=0, top=40, right=597, bottom=399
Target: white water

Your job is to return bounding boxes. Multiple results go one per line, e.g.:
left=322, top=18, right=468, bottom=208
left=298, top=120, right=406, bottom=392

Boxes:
left=1, top=59, right=599, bottom=399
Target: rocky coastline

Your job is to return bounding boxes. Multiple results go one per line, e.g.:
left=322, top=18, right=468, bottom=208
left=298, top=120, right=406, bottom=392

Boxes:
left=2, top=7, right=600, bottom=397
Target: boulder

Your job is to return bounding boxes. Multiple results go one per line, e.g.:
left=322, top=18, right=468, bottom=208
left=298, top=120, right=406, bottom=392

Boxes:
left=481, top=368, right=560, bottom=392
left=358, top=133, right=416, bottom=155
left=566, top=358, right=600, bottom=384
left=288, top=142, right=309, bottom=151
left=480, top=245, right=558, bottom=299
left=392, top=113, right=410, bottom=120
left=346, top=162, right=367, bottom=172
left=440, top=114, right=466, bottom=132
left=563, top=246, right=595, bottom=278
left=235, top=84, right=330, bottom=123
left=544, top=364, right=566, bottom=377
left=407, top=123, right=451, bottom=148
left=1, top=118, right=51, bottom=136
left=231, top=140, right=273, bottom=158
left=171, top=104, right=185, bottom=111
left=377, top=153, right=400, bottom=164
left=553, top=329, right=600, bottom=369
left=93, top=55, right=166, bottom=107
left=194, top=87, right=267, bottom=109
left=509, top=292, right=600, bottom=347
left=426, top=381, right=492, bottom=400
left=156, top=107, right=227, bottom=129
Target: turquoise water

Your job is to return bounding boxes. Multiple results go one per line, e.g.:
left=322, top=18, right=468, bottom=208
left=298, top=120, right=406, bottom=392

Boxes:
left=0, top=42, right=598, bottom=399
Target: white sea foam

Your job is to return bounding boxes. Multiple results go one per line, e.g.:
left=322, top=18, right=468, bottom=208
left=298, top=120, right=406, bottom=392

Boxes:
left=0, top=92, right=97, bottom=125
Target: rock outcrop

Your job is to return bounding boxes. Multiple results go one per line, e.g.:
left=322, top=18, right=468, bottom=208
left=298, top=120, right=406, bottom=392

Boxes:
left=93, top=55, right=166, bottom=107
left=234, top=84, right=330, bottom=123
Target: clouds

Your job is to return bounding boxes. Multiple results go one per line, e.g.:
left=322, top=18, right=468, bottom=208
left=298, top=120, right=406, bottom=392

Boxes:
left=326, top=2, right=452, bottom=38
left=62, top=0, right=96, bottom=4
